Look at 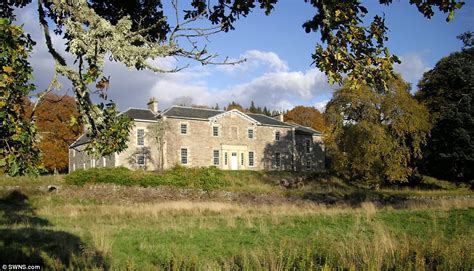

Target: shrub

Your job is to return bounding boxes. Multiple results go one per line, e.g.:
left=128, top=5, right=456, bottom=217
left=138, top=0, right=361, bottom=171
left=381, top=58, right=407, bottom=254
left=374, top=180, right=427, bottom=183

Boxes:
left=65, top=166, right=229, bottom=190
left=65, top=167, right=133, bottom=186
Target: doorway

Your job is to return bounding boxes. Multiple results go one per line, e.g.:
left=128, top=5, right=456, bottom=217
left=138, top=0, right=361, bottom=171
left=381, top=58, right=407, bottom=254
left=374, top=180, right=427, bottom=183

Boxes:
left=231, top=152, right=238, bottom=170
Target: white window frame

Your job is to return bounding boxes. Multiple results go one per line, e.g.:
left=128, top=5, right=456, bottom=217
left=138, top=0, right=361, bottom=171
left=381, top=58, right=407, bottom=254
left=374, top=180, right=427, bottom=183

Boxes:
left=305, top=138, right=311, bottom=154
left=91, top=158, right=96, bottom=168
left=248, top=151, right=255, bottom=167
left=137, top=129, right=145, bottom=146
left=180, top=148, right=188, bottom=165
left=180, top=123, right=188, bottom=135
left=213, top=150, right=220, bottom=165
left=247, top=128, right=254, bottom=139
left=137, top=154, right=146, bottom=167
left=275, top=152, right=281, bottom=168
left=275, top=131, right=281, bottom=141
left=102, top=157, right=106, bottom=167
left=212, top=126, right=219, bottom=137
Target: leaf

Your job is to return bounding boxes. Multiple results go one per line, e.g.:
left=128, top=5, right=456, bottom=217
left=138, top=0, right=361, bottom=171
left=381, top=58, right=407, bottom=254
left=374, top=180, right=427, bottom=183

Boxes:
left=2, top=66, right=13, bottom=73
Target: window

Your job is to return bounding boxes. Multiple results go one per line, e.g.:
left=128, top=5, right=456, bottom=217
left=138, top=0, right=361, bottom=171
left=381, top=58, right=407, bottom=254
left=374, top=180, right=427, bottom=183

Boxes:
left=180, top=124, right=188, bottom=135
left=306, top=160, right=311, bottom=170
left=241, top=153, right=244, bottom=166
left=248, top=129, right=254, bottom=139
left=213, top=150, right=220, bottom=165
left=137, top=129, right=145, bottom=146
left=213, top=126, right=219, bottom=137
left=137, top=154, right=145, bottom=167
left=275, top=131, right=280, bottom=141
left=305, top=139, right=311, bottom=154
left=180, top=148, right=188, bottom=164
left=275, top=152, right=281, bottom=167
left=224, top=152, right=228, bottom=165
left=248, top=151, right=254, bottom=167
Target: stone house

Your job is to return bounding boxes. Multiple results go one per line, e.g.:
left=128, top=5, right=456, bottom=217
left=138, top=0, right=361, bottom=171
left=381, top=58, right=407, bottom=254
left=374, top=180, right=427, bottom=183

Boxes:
left=69, top=98, right=325, bottom=172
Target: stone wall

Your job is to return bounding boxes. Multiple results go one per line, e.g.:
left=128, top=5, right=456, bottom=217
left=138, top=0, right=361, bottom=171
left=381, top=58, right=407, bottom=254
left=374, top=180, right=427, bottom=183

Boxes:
left=163, top=112, right=294, bottom=170
left=68, top=144, right=115, bottom=172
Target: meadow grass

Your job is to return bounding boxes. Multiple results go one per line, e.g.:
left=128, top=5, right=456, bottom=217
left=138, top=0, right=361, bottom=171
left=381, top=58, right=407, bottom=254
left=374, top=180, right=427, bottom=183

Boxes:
left=0, top=170, right=472, bottom=270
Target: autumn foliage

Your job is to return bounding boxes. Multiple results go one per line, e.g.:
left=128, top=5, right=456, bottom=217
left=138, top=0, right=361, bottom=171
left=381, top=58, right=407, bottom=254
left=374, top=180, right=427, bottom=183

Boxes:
left=284, top=106, right=326, bottom=132
left=32, top=94, right=83, bottom=173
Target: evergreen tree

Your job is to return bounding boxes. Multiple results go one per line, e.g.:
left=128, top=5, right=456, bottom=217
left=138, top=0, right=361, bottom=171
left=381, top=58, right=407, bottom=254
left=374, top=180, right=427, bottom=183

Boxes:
left=416, top=42, right=473, bottom=181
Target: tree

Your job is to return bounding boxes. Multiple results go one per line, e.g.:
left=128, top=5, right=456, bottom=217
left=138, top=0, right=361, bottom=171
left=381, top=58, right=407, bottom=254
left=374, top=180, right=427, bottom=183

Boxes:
left=32, top=94, right=83, bottom=173
left=325, top=75, right=431, bottom=185
left=415, top=43, right=473, bottom=181
left=285, top=106, right=326, bottom=132
left=0, top=19, right=42, bottom=176
left=1, top=0, right=465, bottom=174
left=227, top=101, right=244, bottom=111
left=148, top=119, right=169, bottom=170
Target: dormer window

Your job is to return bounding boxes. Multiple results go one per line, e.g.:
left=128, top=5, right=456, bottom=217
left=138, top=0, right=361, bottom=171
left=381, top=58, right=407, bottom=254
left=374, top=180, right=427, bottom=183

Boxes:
left=180, top=124, right=188, bottom=135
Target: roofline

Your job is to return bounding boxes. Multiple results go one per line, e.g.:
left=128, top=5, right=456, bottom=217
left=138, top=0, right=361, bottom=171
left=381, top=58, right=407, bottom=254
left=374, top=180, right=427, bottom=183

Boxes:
left=69, top=133, right=86, bottom=148
left=209, top=109, right=261, bottom=125
left=134, top=119, right=158, bottom=123
left=119, top=107, right=158, bottom=117
left=164, top=116, right=210, bottom=121
left=168, top=105, right=224, bottom=112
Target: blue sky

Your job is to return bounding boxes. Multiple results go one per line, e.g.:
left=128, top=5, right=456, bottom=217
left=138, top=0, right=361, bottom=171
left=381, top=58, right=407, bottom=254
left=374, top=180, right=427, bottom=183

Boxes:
left=16, top=1, right=473, bottom=111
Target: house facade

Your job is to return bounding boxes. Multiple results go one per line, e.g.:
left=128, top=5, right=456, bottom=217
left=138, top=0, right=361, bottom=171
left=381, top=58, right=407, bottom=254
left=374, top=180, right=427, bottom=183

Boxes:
left=69, top=99, right=325, bottom=172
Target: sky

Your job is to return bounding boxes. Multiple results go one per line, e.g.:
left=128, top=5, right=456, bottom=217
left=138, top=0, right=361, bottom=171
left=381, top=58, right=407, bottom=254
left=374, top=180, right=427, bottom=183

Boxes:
left=15, top=1, right=474, bottom=112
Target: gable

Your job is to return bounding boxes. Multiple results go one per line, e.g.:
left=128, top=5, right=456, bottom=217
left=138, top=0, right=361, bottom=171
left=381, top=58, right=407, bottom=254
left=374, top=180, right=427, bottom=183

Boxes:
left=209, top=109, right=260, bottom=125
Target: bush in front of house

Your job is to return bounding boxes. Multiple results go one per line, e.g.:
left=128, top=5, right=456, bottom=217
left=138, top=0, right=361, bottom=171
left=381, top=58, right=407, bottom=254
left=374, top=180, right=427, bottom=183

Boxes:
left=65, top=167, right=134, bottom=186
left=65, top=166, right=229, bottom=190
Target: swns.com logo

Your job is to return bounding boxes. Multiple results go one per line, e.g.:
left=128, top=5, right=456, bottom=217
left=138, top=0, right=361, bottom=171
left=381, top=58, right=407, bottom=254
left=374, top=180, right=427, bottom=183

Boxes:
left=1, top=264, right=42, bottom=270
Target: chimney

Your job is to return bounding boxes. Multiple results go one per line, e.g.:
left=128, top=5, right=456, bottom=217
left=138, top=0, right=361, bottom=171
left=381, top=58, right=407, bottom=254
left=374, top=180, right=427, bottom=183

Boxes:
left=274, top=113, right=284, bottom=122
left=147, top=97, right=158, bottom=113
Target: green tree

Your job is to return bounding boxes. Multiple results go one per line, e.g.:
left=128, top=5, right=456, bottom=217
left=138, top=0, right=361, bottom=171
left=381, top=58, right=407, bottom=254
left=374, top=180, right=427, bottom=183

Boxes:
left=0, top=0, right=465, bottom=174
left=325, top=75, right=431, bottom=185
left=0, top=19, right=42, bottom=176
left=415, top=43, right=473, bottom=181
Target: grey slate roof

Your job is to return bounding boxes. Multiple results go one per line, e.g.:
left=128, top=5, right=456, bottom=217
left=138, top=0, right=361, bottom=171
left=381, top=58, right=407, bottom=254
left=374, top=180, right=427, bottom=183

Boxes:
left=162, top=106, right=222, bottom=119
left=121, top=108, right=157, bottom=121
left=162, top=106, right=292, bottom=127
left=246, top=113, right=291, bottom=127
left=291, top=123, right=322, bottom=135
left=70, top=134, right=90, bottom=148
left=70, top=108, right=156, bottom=148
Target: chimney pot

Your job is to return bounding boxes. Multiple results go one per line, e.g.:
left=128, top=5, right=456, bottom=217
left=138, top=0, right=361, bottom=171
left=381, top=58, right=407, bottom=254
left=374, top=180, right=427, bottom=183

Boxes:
left=147, top=97, right=158, bottom=113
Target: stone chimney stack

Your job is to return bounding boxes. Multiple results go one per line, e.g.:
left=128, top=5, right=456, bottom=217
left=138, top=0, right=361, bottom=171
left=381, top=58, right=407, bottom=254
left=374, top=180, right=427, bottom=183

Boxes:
left=278, top=113, right=284, bottom=122
left=274, top=113, right=284, bottom=122
left=147, top=97, right=158, bottom=113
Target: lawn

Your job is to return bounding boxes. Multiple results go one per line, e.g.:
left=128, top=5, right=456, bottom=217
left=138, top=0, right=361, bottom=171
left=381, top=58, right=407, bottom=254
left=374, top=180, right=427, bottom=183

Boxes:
left=0, top=170, right=472, bottom=270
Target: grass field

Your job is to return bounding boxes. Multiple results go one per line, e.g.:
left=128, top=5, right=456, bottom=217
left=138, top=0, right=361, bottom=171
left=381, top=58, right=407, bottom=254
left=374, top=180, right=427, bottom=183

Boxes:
left=0, top=170, right=472, bottom=270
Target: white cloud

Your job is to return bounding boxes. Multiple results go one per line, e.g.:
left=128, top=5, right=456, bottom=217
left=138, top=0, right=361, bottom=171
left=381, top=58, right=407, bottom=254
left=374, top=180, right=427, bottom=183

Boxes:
left=16, top=4, right=333, bottom=112
left=314, top=100, right=329, bottom=112
left=395, top=53, right=431, bottom=86
left=218, top=49, right=289, bottom=74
